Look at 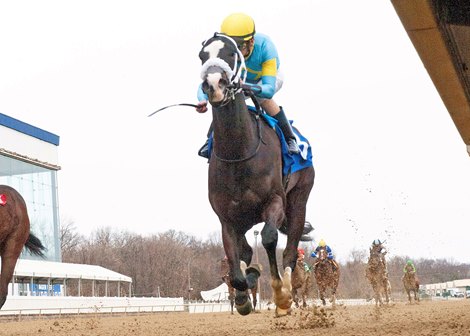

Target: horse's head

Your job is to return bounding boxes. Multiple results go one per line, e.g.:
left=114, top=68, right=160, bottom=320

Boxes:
left=199, top=34, right=246, bottom=106
left=317, top=246, right=328, bottom=262
left=368, top=247, right=383, bottom=268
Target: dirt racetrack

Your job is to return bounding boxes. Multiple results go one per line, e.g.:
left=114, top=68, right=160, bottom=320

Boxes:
left=0, top=299, right=469, bottom=336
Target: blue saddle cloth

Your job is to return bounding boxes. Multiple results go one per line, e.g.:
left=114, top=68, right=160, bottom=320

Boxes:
left=207, top=106, right=313, bottom=176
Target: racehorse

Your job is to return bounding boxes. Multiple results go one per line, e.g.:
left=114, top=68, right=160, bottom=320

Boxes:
left=221, top=257, right=260, bottom=314
left=199, top=34, right=315, bottom=316
left=220, top=257, right=235, bottom=314
left=291, top=255, right=311, bottom=308
left=0, top=185, right=46, bottom=309
left=313, top=246, right=340, bottom=306
left=402, top=271, right=420, bottom=304
left=365, top=247, right=391, bottom=306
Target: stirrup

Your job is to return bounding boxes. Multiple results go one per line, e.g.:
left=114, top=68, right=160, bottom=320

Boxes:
left=198, top=140, right=209, bottom=159
left=287, top=139, right=300, bottom=154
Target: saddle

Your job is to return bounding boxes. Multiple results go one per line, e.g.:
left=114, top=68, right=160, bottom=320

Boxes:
left=206, top=105, right=313, bottom=177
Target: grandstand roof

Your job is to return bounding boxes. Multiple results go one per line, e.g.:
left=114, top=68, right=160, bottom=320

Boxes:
left=12, top=259, right=132, bottom=283
left=391, top=0, right=470, bottom=156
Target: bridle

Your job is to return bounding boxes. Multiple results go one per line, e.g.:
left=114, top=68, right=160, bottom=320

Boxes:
left=200, top=33, right=247, bottom=107
left=200, top=33, right=265, bottom=163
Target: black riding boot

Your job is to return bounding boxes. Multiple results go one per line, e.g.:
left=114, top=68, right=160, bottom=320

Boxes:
left=273, top=107, right=300, bottom=154
left=198, top=122, right=214, bottom=158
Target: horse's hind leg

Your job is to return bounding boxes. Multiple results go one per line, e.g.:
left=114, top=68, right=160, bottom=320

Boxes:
left=0, top=247, right=25, bottom=309
left=260, top=204, right=291, bottom=317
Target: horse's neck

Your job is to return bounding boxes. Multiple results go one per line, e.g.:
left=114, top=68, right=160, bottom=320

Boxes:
left=212, top=93, right=258, bottom=156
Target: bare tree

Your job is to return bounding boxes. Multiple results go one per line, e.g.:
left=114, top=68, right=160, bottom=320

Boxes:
left=59, top=218, right=82, bottom=259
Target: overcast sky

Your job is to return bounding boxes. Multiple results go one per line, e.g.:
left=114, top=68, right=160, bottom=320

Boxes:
left=1, top=0, right=470, bottom=264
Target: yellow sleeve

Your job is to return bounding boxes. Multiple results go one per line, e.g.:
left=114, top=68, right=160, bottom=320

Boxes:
left=261, top=58, right=277, bottom=77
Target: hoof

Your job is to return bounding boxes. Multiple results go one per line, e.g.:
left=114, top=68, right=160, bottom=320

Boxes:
left=303, top=221, right=314, bottom=234
left=246, top=264, right=262, bottom=277
left=275, top=306, right=292, bottom=317
left=236, top=300, right=253, bottom=316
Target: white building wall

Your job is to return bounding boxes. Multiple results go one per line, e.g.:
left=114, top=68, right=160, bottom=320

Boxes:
left=0, top=124, right=59, bottom=165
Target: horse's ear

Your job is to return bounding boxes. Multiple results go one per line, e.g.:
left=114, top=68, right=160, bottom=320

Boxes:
left=199, top=48, right=209, bottom=64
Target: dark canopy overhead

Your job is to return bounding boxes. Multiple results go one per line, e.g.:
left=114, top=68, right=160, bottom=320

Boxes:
left=391, top=0, right=470, bottom=156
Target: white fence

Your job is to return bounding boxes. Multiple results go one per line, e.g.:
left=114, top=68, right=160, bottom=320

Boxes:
left=0, top=296, right=184, bottom=316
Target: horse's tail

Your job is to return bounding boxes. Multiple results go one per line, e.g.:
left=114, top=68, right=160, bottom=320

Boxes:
left=24, top=233, right=46, bottom=257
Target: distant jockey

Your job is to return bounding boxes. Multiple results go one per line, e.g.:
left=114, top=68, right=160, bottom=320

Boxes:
left=371, top=239, right=389, bottom=276
left=311, top=239, right=338, bottom=271
left=403, top=259, right=416, bottom=274
left=371, top=239, right=387, bottom=266
left=297, top=247, right=311, bottom=273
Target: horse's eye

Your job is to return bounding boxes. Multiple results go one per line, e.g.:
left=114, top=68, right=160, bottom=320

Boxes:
left=218, top=78, right=228, bottom=88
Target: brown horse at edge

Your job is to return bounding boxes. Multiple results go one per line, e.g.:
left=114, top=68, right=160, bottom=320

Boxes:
left=0, top=185, right=45, bottom=309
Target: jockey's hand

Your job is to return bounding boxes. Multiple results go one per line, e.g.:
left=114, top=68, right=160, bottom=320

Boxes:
left=196, top=100, right=208, bottom=113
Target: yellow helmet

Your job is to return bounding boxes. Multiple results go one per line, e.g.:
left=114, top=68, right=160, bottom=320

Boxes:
left=220, top=13, right=256, bottom=41
left=318, top=239, right=326, bottom=247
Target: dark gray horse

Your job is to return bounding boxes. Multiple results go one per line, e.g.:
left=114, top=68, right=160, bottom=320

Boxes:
left=199, top=34, right=315, bottom=317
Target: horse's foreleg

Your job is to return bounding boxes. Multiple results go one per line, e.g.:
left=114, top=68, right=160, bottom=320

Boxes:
left=320, top=287, right=326, bottom=306
left=221, top=223, right=253, bottom=315
left=0, top=254, right=21, bottom=309
left=229, top=287, right=235, bottom=314
left=221, top=224, right=246, bottom=291
left=251, top=286, right=258, bottom=312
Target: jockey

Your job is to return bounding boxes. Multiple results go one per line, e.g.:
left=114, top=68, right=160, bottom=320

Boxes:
left=297, top=247, right=311, bottom=272
left=403, top=260, right=416, bottom=274
left=311, top=239, right=338, bottom=270
left=297, top=247, right=305, bottom=261
left=196, top=12, right=301, bottom=158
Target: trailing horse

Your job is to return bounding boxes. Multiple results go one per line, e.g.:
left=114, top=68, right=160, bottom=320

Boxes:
left=402, top=271, right=420, bottom=304
left=366, top=247, right=391, bottom=306
left=220, top=257, right=261, bottom=314
left=199, top=34, right=315, bottom=316
left=313, top=246, right=340, bottom=306
left=220, top=257, right=235, bottom=314
left=291, top=255, right=312, bottom=308
left=0, top=185, right=46, bottom=309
